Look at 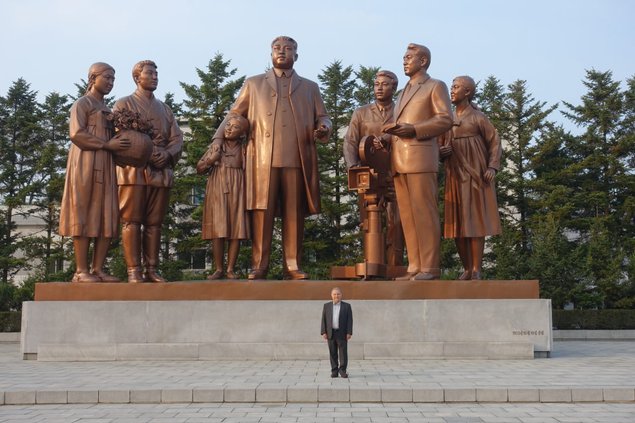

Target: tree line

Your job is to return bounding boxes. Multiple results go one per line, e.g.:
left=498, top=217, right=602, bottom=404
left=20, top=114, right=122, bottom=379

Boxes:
left=0, top=53, right=633, bottom=310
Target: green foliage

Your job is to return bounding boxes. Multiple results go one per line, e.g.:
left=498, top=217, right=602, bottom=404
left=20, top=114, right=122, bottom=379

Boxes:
left=164, top=53, right=245, bottom=275
left=20, top=92, right=70, bottom=279
left=0, top=79, right=45, bottom=283
left=0, top=311, right=21, bottom=332
left=0, top=278, right=34, bottom=312
left=353, top=65, right=380, bottom=106
left=180, top=53, right=245, bottom=171
left=556, top=70, right=635, bottom=308
left=498, top=79, right=558, bottom=253
left=475, top=70, right=635, bottom=308
left=526, top=215, right=581, bottom=308
left=552, top=309, right=635, bottom=329
left=311, top=60, right=358, bottom=274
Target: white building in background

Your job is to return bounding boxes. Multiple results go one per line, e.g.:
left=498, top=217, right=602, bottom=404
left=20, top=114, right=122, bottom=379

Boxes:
left=1, top=205, right=66, bottom=285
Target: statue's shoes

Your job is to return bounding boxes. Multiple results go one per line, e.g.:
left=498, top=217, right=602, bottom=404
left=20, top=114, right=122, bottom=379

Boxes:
left=394, top=271, right=418, bottom=281
left=285, top=269, right=309, bottom=280
left=91, top=271, right=120, bottom=282
left=413, top=272, right=439, bottom=281
left=248, top=270, right=267, bottom=280
left=458, top=270, right=472, bottom=280
left=72, top=272, right=101, bottom=283
left=207, top=270, right=224, bottom=280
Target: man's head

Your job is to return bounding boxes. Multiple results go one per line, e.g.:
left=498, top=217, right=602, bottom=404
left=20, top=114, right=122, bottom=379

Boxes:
left=331, top=287, right=342, bottom=304
left=450, top=75, right=476, bottom=105
left=374, top=70, right=398, bottom=103
left=271, top=36, right=298, bottom=70
left=403, top=43, right=431, bottom=77
left=224, top=113, right=249, bottom=141
left=132, top=60, right=158, bottom=92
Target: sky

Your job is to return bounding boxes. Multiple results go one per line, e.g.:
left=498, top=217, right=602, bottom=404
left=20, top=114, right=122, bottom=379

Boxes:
left=1, top=0, right=633, bottom=129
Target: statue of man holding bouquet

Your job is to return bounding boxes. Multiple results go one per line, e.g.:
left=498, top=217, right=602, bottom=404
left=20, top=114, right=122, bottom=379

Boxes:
left=114, top=60, right=183, bottom=283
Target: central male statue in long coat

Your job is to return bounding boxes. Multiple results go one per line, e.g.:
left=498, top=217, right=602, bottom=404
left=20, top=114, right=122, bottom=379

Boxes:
left=212, top=35, right=332, bottom=280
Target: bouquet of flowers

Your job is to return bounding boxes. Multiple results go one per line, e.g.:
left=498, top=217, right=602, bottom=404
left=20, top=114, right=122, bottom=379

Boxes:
left=107, top=108, right=154, bottom=168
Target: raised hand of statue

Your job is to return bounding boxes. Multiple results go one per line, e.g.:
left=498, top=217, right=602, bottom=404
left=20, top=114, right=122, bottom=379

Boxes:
left=382, top=122, right=416, bottom=138
left=313, top=123, right=329, bottom=141
left=105, top=133, right=131, bottom=152
left=483, top=167, right=496, bottom=183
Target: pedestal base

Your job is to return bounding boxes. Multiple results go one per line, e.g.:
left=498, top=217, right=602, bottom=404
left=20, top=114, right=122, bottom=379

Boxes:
left=33, top=279, right=540, bottom=301
left=22, top=292, right=552, bottom=361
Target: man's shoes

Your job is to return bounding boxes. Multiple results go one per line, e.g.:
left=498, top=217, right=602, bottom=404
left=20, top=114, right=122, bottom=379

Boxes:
left=331, top=372, right=338, bottom=378
left=285, top=269, right=309, bottom=280
left=339, top=370, right=348, bottom=378
left=471, top=271, right=482, bottom=280
left=248, top=270, right=267, bottom=280
left=395, top=271, right=418, bottom=281
left=413, top=272, right=439, bottom=281
left=225, top=270, right=239, bottom=279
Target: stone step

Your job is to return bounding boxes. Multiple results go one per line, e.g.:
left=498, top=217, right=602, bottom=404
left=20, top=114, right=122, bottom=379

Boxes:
left=2, top=386, right=634, bottom=405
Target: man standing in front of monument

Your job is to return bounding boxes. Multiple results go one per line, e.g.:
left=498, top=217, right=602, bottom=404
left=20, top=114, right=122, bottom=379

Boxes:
left=212, top=36, right=332, bottom=280
left=115, top=60, right=183, bottom=283
left=344, top=70, right=404, bottom=267
left=321, top=287, right=353, bottom=378
left=383, top=43, right=453, bottom=280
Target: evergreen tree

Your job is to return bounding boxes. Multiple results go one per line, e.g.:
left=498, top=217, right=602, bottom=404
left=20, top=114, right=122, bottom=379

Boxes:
left=19, top=92, right=71, bottom=280
left=353, top=65, right=380, bottom=107
left=172, top=54, right=245, bottom=276
left=561, top=69, right=635, bottom=307
left=482, top=79, right=556, bottom=279
left=526, top=214, right=581, bottom=308
left=562, top=70, right=626, bottom=230
left=621, top=76, right=635, bottom=301
left=503, top=80, right=558, bottom=253
left=163, top=92, right=183, bottom=118
left=309, top=61, right=357, bottom=277
left=621, top=76, right=635, bottom=170
left=475, top=76, right=509, bottom=133
left=0, top=79, right=44, bottom=283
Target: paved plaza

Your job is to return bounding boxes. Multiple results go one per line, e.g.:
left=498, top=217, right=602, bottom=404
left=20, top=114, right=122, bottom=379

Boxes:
left=1, top=402, right=635, bottom=422
left=0, top=341, right=634, bottom=422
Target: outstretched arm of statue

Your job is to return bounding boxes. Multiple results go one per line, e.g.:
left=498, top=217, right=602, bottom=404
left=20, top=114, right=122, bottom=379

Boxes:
left=383, top=122, right=416, bottom=138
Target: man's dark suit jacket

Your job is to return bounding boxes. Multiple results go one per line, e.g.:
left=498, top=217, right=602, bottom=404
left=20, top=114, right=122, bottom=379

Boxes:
left=321, top=301, right=353, bottom=339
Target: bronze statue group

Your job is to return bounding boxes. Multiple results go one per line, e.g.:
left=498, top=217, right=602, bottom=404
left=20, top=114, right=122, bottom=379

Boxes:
left=60, top=37, right=501, bottom=283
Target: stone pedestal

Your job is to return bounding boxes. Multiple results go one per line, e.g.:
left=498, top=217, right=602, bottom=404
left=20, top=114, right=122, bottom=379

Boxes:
left=22, top=280, right=552, bottom=361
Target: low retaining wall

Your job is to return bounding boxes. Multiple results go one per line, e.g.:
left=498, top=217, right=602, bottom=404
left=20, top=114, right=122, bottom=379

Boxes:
left=21, top=299, right=552, bottom=360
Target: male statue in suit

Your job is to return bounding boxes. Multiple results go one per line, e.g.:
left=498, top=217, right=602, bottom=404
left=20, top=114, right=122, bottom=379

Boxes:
left=383, top=43, right=453, bottom=280
left=321, top=287, right=353, bottom=378
left=212, top=36, right=332, bottom=280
